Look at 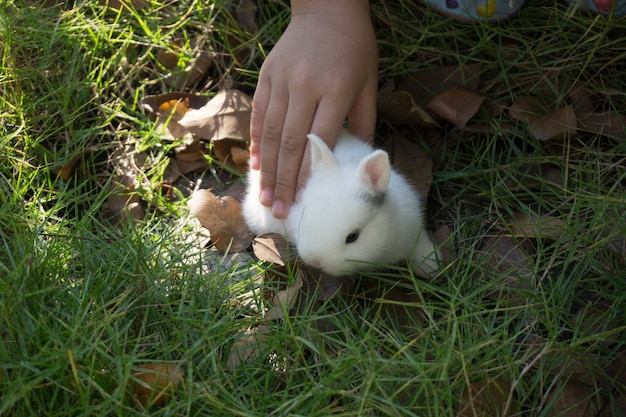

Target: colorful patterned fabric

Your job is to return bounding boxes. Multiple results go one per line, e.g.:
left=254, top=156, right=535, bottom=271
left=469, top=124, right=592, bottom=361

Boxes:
left=422, top=0, right=625, bottom=22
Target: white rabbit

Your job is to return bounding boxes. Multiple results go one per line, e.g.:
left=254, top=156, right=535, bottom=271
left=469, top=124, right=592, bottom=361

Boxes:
left=242, top=131, right=440, bottom=278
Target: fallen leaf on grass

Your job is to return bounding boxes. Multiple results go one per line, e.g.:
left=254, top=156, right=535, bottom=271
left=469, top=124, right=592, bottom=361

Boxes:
left=155, top=38, right=212, bottom=89
left=569, top=81, right=595, bottom=116
left=226, top=324, right=270, bottom=371
left=356, top=277, right=428, bottom=328
left=508, top=96, right=545, bottom=124
left=55, top=147, right=99, bottom=181
left=459, top=379, right=511, bottom=417
left=508, top=81, right=625, bottom=141
left=131, top=363, right=183, bottom=408
left=101, top=175, right=145, bottom=225
left=212, top=139, right=250, bottom=173
left=264, top=274, right=303, bottom=320
left=102, top=0, right=147, bottom=11
left=187, top=189, right=251, bottom=253
left=141, top=93, right=208, bottom=116
left=509, top=212, right=567, bottom=241
left=579, top=111, right=626, bottom=139
left=479, top=234, right=535, bottom=306
left=606, top=350, right=626, bottom=395
left=171, top=141, right=210, bottom=175
left=381, top=131, right=434, bottom=198
left=221, top=181, right=247, bottom=202
left=141, top=93, right=202, bottom=141
left=568, top=81, right=626, bottom=139
left=377, top=90, right=439, bottom=128
left=227, top=273, right=304, bottom=370
left=229, top=0, right=258, bottom=33
left=426, top=87, right=486, bottom=129
left=433, top=225, right=452, bottom=263
left=574, top=302, right=625, bottom=348
left=528, top=105, right=577, bottom=141
left=598, top=395, right=626, bottom=417
left=397, top=64, right=482, bottom=107
left=252, top=233, right=291, bottom=266
left=599, top=209, right=626, bottom=261
left=546, top=380, right=604, bottom=417
left=140, top=89, right=252, bottom=143
left=500, top=162, right=563, bottom=190
left=177, top=89, right=252, bottom=141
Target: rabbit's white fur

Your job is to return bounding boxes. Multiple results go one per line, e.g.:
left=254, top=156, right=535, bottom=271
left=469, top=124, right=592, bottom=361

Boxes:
left=243, top=131, right=439, bottom=278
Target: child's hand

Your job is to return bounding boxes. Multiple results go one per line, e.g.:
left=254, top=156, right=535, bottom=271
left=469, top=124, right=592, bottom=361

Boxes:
left=249, top=0, right=378, bottom=218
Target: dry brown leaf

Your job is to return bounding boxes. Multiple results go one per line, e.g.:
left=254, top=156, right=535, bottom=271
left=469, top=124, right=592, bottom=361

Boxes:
left=599, top=209, right=626, bottom=261
left=381, top=131, right=433, bottom=198
left=377, top=90, right=439, bottom=128
left=175, top=157, right=209, bottom=176
left=426, top=87, right=486, bottom=129
left=172, top=142, right=210, bottom=175
left=222, top=181, right=247, bottom=201
left=575, top=303, right=625, bottom=348
left=500, top=162, right=563, bottom=190
left=228, top=273, right=304, bottom=370
left=252, top=233, right=291, bottom=266
left=141, top=93, right=205, bottom=141
left=481, top=235, right=534, bottom=274
left=167, top=49, right=211, bottom=89
left=565, top=79, right=626, bottom=140
left=162, top=159, right=182, bottom=184
left=101, top=175, right=145, bottom=225
left=155, top=38, right=212, bottom=89
left=55, top=147, right=98, bottom=181
left=301, top=268, right=355, bottom=301
left=397, top=64, right=482, bottom=107
left=187, top=189, right=251, bottom=253
left=606, top=350, right=626, bottom=396
left=226, top=324, right=270, bottom=371
left=505, top=162, right=564, bottom=188
left=598, top=395, right=626, bottom=417
left=175, top=141, right=206, bottom=161
left=101, top=0, right=147, bottom=11
left=140, top=90, right=252, bottom=143
left=480, top=235, right=535, bottom=305
left=178, top=89, right=252, bottom=141
left=579, top=111, right=626, bottom=139
left=230, top=0, right=258, bottom=33
left=433, top=225, right=452, bottom=263
left=131, top=363, right=183, bottom=408
left=528, top=105, right=577, bottom=141
left=509, top=212, right=567, bottom=241
left=264, top=274, right=303, bottom=320
left=141, top=92, right=210, bottom=115
left=155, top=39, right=184, bottom=71
left=356, top=277, right=427, bottom=328
left=508, top=96, right=545, bottom=124
left=459, top=379, right=511, bottom=417
left=546, top=380, right=604, bottom=417
left=231, top=146, right=249, bottom=166
left=213, top=139, right=249, bottom=173
left=569, top=81, right=595, bottom=116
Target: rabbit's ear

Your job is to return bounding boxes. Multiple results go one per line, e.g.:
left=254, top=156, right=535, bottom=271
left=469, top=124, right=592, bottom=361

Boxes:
left=357, top=150, right=391, bottom=193
left=307, top=134, right=339, bottom=171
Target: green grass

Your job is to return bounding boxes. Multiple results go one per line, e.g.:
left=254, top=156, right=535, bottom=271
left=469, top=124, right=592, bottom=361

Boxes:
left=1, top=0, right=625, bottom=415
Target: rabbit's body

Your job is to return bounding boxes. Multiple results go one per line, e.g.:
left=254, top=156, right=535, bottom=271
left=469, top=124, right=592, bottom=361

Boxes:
left=243, top=131, right=439, bottom=278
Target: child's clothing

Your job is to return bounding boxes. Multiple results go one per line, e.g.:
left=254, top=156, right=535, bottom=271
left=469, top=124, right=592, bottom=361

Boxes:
left=423, top=0, right=625, bottom=22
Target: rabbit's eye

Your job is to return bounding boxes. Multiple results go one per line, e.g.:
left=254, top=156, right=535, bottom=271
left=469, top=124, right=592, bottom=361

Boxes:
left=345, top=230, right=360, bottom=244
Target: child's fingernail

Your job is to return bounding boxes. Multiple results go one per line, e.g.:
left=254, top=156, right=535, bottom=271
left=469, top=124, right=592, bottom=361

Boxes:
left=260, top=187, right=273, bottom=207
left=249, top=153, right=260, bottom=169
left=272, top=199, right=287, bottom=219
